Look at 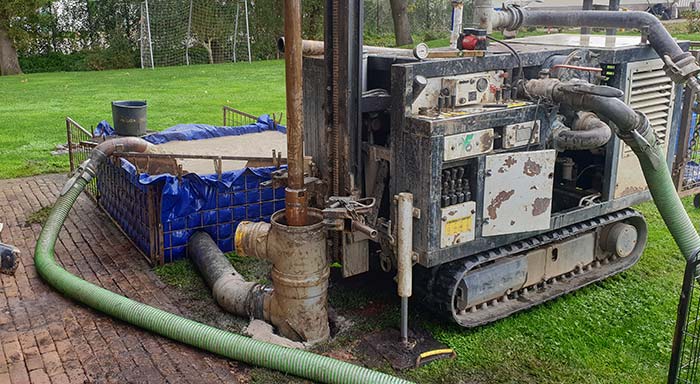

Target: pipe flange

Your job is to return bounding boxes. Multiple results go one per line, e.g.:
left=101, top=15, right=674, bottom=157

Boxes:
left=504, top=4, right=523, bottom=31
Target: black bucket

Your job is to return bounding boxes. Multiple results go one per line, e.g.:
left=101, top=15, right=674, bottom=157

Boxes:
left=112, top=100, right=147, bottom=136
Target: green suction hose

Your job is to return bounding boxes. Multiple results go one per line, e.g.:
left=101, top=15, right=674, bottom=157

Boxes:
left=35, top=152, right=411, bottom=384
left=620, top=115, right=700, bottom=262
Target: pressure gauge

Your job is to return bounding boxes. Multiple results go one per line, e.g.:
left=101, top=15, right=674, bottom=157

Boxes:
left=414, top=43, right=429, bottom=60
left=476, top=77, right=489, bottom=93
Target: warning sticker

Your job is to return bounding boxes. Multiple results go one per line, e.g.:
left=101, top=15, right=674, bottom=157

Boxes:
left=446, top=216, right=472, bottom=236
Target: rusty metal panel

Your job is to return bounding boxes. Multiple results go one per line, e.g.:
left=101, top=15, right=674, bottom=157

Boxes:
left=443, top=129, right=494, bottom=161
left=440, top=201, right=476, bottom=248
left=503, top=120, right=541, bottom=149
left=482, top=150, right=555, bottom=236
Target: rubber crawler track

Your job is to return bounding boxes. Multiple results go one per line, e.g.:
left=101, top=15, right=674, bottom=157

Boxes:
left=418, top=208, right=646, bottom=327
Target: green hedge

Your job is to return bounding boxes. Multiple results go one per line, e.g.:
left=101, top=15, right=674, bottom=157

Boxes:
left=20, top=36, right=139, bottom=74
left=19, top=52, right=90, bottom=73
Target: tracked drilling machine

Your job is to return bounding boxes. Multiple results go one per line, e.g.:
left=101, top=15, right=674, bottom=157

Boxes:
left=31, top=0, right=700, bottom=382
left=272, top=0, right=700, bottom=335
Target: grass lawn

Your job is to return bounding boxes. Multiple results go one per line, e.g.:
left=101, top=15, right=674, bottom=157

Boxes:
left=406, top=198, right=692, bottom=383
left=0, top=60, right=286, bottom=179
left=153, top=198, right=695, bottom=384
left=4, top=24, right=700, bottom=383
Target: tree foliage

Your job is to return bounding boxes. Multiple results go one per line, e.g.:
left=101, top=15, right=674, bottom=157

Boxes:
left=0, top=0, right=52, bottom=43
left=0, top=0, right=51, bottom=75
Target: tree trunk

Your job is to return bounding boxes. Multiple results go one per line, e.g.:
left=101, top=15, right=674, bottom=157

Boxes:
left=0, top=27, right=22, bottom=76
left=389, top=0, right=413, bottom=46
left=204, top=39, right=214, bottom=64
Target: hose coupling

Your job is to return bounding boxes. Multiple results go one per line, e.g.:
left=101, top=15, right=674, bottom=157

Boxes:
left=60, top=159, right=98, bottom=196
left=616, top=113, right=665, bottom=170
left=663, top=52, right=700, bottom=88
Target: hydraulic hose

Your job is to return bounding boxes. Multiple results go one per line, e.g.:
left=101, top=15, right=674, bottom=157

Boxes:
left=35, top=139, right=411, bottom=384
left=551, top=112, right=612, bottom=151
left=525, top=79, right=700, bottom=261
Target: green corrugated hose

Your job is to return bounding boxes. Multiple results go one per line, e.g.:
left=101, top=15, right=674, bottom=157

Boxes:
left=35, top=175, right=412, bottom=384
left=619, top=115, right=700, bottom=262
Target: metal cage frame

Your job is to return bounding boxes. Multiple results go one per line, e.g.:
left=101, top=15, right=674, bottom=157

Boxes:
left=66, top=106, right=284, bottom=265
left=673, top=45, right=700, bottom=199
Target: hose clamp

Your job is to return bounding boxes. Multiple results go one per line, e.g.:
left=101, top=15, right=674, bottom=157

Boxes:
left=690, top=248, right=700, bottom=264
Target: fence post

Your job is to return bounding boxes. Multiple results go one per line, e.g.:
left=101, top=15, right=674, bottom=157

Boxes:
left=145, top=0, right=154, bottom=68
left=186, top=0, right=193, bottom=65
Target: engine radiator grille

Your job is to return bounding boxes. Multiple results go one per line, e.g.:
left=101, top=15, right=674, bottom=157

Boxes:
left=624, top=59, right=675, bottom=153
left=614, top=58, right=676, bottom=198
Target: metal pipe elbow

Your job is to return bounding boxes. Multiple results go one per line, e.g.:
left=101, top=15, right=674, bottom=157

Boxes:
left=92, top=136, right=154, bottom=159
left=189, top=231, right=270, bottom=319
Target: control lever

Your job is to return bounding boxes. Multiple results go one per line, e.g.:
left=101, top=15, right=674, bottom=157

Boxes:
left=322, top=197, right=379, bottom=240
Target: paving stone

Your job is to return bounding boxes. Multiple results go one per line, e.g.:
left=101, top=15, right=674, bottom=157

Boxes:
left=0, top=175, right=242, bottom=383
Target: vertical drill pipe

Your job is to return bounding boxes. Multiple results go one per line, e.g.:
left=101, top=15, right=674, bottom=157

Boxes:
left=450, top=1, right=464, bottom=49
left=472, top=0, right=494, bottom=32
left=397, top=193, right=414, bottom=342
left=581, top=0, right=593, bottom=35
left=400, top=298, right=408, bottom=342
left=284, top=0, right=307, bottom=226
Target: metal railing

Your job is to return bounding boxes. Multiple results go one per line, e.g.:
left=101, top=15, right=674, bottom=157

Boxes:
left=668, top=255, right=700, bottom=384
left=222, top=105, right=284, bottom=127
left=66, top=117, right=99, bottom=198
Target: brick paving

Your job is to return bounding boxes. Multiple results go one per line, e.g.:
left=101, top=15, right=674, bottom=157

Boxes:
left=0, top=175, right=243, bottom=384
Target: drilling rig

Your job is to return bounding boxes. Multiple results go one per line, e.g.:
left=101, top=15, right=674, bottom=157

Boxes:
left=33, top=0, right=700, bottom=382
left=267, top=0, right=700, bottom=335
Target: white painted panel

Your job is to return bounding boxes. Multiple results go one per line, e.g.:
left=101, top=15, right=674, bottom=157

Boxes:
left=482, top=150, right=556, bottom=236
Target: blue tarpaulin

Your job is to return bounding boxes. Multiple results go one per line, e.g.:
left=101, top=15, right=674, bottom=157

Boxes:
left=100, top=115, right=286, bottom=262
left=94, top=120, right=116, bottom=136
left=141, top=114, right=286, bottom=144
